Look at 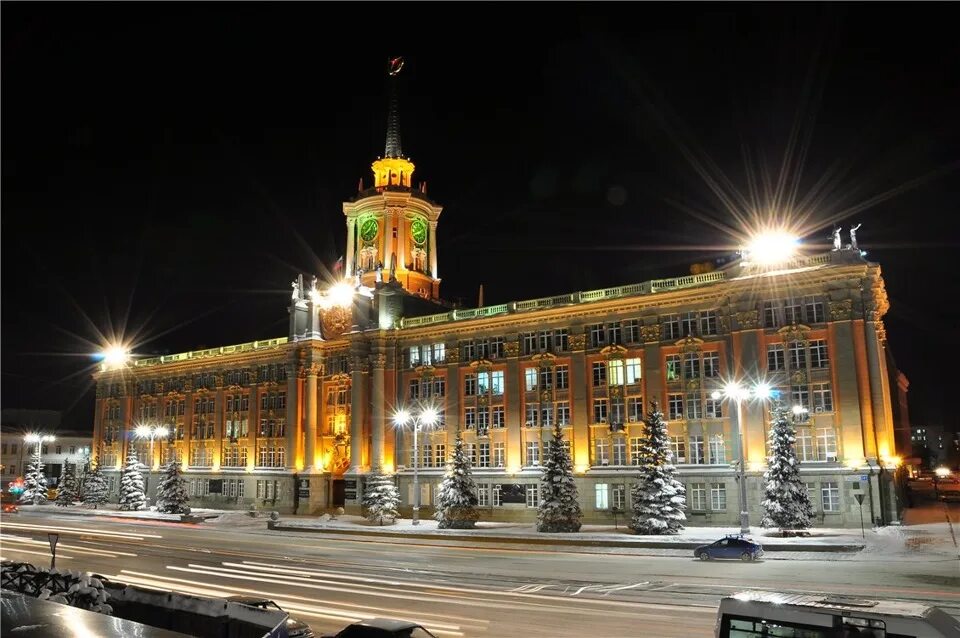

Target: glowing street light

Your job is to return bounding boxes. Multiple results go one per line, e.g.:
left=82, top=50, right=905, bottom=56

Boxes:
left=135, top=424, right=170, bottom=470
left=99, top=344, right=131, bottom=370
left=741, top=230, right=800, bottom=266
left=393, top=404, right=439, bottom=525
left=711, top=381, right=775, bottom=534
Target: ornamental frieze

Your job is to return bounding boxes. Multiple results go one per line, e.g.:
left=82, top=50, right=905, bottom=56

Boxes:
left=685, top=378, right=701, bottom=391
left=320, top=305, right=352, bottom=340
left=640, top=324, right=662, bottom=343
left=369, top=353, right=387, bottom=370
left=569, top=334, right=587, bottom=351
left=735, top=310, right=760, bottom=330
left=600, top=345, right=628, bottom=359
left=778, top=324, right=810, bottom=345
left=676, top=336, right=703, bottom=354
left=790, top=369, right=807, bottom=385
left=329, top=372, right=351, bottom=385
left=532, top=352, right=557, bottom=367
left=444, top=349, right=460, bottom=365
left=503, top=341, right=520, bottom=358
left=718, top=315, right=731, bottom=334
left=829, top=299, right=853, bottom=321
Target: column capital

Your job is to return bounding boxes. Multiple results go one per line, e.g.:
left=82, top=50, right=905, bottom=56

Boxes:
left=370, top=353, right=387, bottom=369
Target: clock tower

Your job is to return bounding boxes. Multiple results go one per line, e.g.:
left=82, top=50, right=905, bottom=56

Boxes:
left=342, top=57, right=443, bottom=300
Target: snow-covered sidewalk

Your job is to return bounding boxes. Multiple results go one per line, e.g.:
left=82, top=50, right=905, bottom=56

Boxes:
left=13, top=503, right=229, bottom=522
left=270, top=513, right=868, bottom=551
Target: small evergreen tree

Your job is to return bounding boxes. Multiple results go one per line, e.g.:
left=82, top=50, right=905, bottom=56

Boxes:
left=631, top=401, right=686, bottom=534
left=434, top=431, right=479, bottom=529
left=118, top=448, right=146, bottom=511
left=155, top=460, right=190, bottom=514
left=55, top=460, right=79, bottom=507
left=537, top=422, right=582, bottom=533
left=762, top=401, right=813, bottom=532
left=362, top=469, right=400, bottom=525
left=74, top=451, right=92, bottom=502
left=20, top=447, right=48, bottom=505
left=83, top=461, right=109, bottom=509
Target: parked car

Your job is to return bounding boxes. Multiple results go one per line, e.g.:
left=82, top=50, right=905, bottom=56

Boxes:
left=321, top=618, right=438, bottom=638
left=224, top=595, right=315, bottom=638
left=694, top=534, right=764, bottom=561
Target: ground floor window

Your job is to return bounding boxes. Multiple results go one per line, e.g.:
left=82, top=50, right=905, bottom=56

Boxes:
left=477, top=484, right=489, bottom=507
left=612, top=484, right=626, bottom=510
left=256, top=479, right=280, bottom=500
left=526, top=484, right=539, bottom=508
left=821, top=481, right=840, bottom=511
left=595, top=483, right=609, bottom=509
left=710, top=483, right=726, bottom=511
left=689, top=482, right=706, bottom=510
left=493, top=484, right=502, bottom=507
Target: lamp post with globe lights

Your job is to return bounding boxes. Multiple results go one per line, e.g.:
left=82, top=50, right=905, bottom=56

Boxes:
left=711, top=381, right=773, bottom=534
left=21, top=432, right=56, bottom=476
left=392, top=405, right=438, bottom=525
left=135, top=424, right=170, bottom=471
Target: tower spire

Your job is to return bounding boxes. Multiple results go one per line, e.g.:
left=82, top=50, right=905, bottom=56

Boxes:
left=384, top=56, right=404, bottom=159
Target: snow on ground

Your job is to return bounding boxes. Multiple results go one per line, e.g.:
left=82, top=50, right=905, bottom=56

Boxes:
left=16, top=503, right=228, bottom=521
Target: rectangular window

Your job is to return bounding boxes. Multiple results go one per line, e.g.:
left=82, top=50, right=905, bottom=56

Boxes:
left=433, top=377, right=446, bottom=397
left=608, top=360, right=623, bottom=386
left=805, top=296, right=825, bottom=323
left=477, top=484, right=489, bottom=507
left=624, top=319, right=640, bottom=343
left=810, top=339, right=829, bottom=368
left=689, top=435, right=705, bottom=464
left=537, top=331, right=552, bottom=353
left=526, top=485, right=539, bottom=508
left=624, top=358, right=641, bottom=384
left=702, top=352, right=720, bottom=378
left=612, top=484, right=626, bottom=510
left=435, top=444, right=446, bottom=468
left=492, top=406, right=505, bottom=428
left=710, top=483, right=727, bottom=510
left=409, top=346, right=421, bottom=367
left=627, top=397, right=643, bottom=422
left=608, top=322, right=621, bottom=345
left=479, top=442, right=490, bottom=468
left=491, top=370, right=504, bottom=395
left=763, top=301, right=780, bottom=328
left=540, top=406, right=554, bottom=428
left=539, top=367, right=552, bottom=390
left=464, top=407, right=476, bottom=429
left=589, top=324, right=605, bottom=348
left=595, top=484, right=609, bottom=509
left=822, top=482, right=840, bottom=512
left=594, top=438, right=610, bottom=465
left=784, top=299, right=801, bottom=325
left=524, top=368, right=538, bottom=392
left=421, top=444, right=432, bottom=468
left=699, top=311, right=718, bottom=336
left=663, top=315, right=680, bottom=340
left=796, top=430, right=814, bottom=462
left=612, top=438, right=627, bottom=465
left=666, top=355, right=682, bottom=382
left=525, top=441, right=540, bottom=466
left=525, top=404, right=538, bottom=427
left=493, top=442, right=505, bottom=467
left=555, top=365, right=569, bottom=390
left=789, top=341, right=806, bottom=369
left=523, top=333, right=537, bottom=355
left=708, top=434, right=726, bottom=464
left=816, top=427, right=837, bottom=460
left=686, top=394, right=702, bottom=419
left=767, top=344, right=785, bottom=371
left=556, top=402, right=570, bottom=426
left=705, top=397, right=723, bottom=418
left=681, top=312, right=697, bottom=337
left=592, top=362, right=607, bottom=387
left=791, top=386, right=809, bottom=410
left=630, top=437, right=644, bottom=465
left=593, top=398, right=608, bottom=424
left=668, top=394, right=683, bottom=420
left=493, top=484, right=502, bottom=507
left=464, top=374, right=477, bottom=396
left=812, top=383, right=833, bottom=412
left=409, top=379, right=420, bottom=400
left=690, top=483, right=706, bottom=510
left=555, top=329, right=569, bottom=352
left=806, top=482, right=818, bottom=510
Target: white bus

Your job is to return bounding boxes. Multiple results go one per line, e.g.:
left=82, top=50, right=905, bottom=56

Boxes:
left=715, top=591, right=960, bottom=638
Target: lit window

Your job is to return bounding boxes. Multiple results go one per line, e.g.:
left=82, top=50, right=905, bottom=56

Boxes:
left=822, top=482, right=840, bottom=512
left=689, top=483, right=706, bottom=510
left=595, top=484, right=609, bottom=509
left=526, top=485, right=539, bottom=508
left=710, top=483, right=727, bottom=510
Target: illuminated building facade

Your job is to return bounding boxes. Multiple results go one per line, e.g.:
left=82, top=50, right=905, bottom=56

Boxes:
left=91, top=71, right=902, bottom=528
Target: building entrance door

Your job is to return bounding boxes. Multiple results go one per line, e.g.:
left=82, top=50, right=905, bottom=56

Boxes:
left=332, top=479, right=345, bottom=507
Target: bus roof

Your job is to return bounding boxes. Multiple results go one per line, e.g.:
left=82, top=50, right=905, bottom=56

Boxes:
left=723, top=590, right=938, bottom=620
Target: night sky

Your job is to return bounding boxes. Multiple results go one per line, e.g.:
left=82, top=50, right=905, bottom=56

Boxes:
left=3, top=5, right=958, bottom=433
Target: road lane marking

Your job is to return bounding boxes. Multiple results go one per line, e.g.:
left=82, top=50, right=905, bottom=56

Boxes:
left=0, top=521, right=161, bottom=540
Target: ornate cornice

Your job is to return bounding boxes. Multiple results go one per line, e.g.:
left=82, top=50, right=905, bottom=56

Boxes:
left=329, top=372, right=351, bottom=385
left=600, top=345, right=628, bottom=359
left=735, top=310, right=760, bottom=330
left=531, top=352, right=557, bottom=367
left=640, top=324, right=661, bottom=343
left=778, top=324, right=810, bottom=344
left=829, top=299, right=853, bottom=321
left=675, top=336, right=703, bottom=354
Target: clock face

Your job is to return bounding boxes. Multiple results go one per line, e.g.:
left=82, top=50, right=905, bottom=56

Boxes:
left=411, top=218, right=427, bottom=245
left=359, top=218, right=379, bottom=242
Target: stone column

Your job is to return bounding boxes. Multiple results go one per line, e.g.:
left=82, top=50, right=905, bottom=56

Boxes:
left=213, top=380, right=224, bottom=470
left=371, top=351, right=386, bottom=471
left=350, top=352, right=366, bottom=472
left=305, top=364, right=319, bottom=471
left=429, top=221, right=438, bottom=279
left=831, top=313, right=867, bottom=462
left=285, top=360, right=299, bottom=470
left=570, top=329, right=589, bottom=469
left=398, top=214, right=407, bottom=272
left=92, top=396, right=104, bottom=464
left=505, top=339, right=522, bottom=471
left=345, top=217, right=355, bottom=276
left=865, top=321, right=890, bottom=459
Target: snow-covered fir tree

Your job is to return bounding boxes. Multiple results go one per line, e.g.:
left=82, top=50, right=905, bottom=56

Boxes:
left=83, top=460, right=109, bottom=508
left=537, top=422, right=582, bottom=533
left=362, top=468, right=400, bottom=525
left=54, top=460, right=79, bottom=507
left=155, top=459, right=190, bottom=514
left=434, top=430, right=479, bottom=529
left=630, top=401, right=686, bottom=534
left=761, top=401, right=813, bottom=532
left=74, top=452, right=92, bottom=502
left=118, top=449, right=146, bottom=511
left=20, top=447, right=48, bottom=505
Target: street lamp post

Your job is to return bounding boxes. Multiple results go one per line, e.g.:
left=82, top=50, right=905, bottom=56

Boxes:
left=135, top=425, right=170, bottom=471
left=393, top=406, right=438, bottom=526
left=712, top=382, right=772, bottom=535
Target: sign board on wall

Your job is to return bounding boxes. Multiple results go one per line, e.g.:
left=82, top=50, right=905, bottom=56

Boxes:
left=500, top=484, right=527, bottom=504
left=344, top=478, right=358, bottom=500
left=208, top=479, right=223, bottom=494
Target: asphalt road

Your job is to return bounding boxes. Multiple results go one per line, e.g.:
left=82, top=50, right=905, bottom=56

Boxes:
left=2, top=511, right=958, bottom=638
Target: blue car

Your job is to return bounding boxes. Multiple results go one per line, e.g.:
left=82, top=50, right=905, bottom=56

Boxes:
left=694, top=534, right=764, bottom=561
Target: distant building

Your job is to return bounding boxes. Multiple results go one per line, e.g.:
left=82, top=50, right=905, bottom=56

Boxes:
left=911, top=424, right=947, bottom=465
left=0, top=410, right=92, bottom=487
left=90, top=66, right=902, bottom=528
